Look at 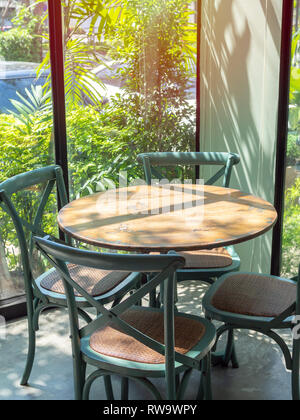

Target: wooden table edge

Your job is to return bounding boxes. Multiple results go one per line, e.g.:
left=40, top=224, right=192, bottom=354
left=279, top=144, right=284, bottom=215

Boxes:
left=58, top=213, right=278, bottom=253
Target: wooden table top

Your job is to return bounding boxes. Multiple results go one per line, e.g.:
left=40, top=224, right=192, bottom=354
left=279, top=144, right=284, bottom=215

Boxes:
left=58, top=184, right=278, bottom=253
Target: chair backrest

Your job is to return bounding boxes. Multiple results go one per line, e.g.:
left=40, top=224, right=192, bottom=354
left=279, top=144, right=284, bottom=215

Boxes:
left=34, top=236, right=186, bottom=399
left=0, top=165, right=68, bottom=305
left=137, top=152, right=240, bottom=187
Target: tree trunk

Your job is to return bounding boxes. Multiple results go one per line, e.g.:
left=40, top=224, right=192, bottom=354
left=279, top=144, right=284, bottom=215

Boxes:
left=33, top=2, right=46, bottom=62
left=0, top=0, right=13, bottom=31
left=0, top=241, right=12, bottom=299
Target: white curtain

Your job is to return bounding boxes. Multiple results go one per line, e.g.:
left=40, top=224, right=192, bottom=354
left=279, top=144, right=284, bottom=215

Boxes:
left=199, top=0, right=282, bottom=273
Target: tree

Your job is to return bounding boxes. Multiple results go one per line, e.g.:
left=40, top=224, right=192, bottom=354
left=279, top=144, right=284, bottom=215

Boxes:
left=37, top=0, right=121, bottom=108
left=106, top=0, right=196, bottom=151
left=0, top=1, right=46, bottom=62
left=0, top=0, right=14, bottom=31
left=0, top=233, right=12, bottom=298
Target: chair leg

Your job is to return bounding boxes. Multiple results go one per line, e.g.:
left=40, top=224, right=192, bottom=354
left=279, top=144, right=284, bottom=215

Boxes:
left=223, top=328, right=239, bottom=368
left=175, top=374, right=180, bottom=393
left=20, top=315, right=36, bottom=386
left=73, top=360, right=86, bottom=400
left=196, top=370, right=204, bottom=400
left=82, top=370, right=112, bottom=400
left=177, top=369, right=192, bottom=400
left=121, top=377, right=129, bottom=400
left=198, top=354, right=212, bottom=400
left=166, top=362, right=177, bottom=400
left=104, top=375, right=115, bottom=400
left=211, top=324, right=239, bottom=369
left=292, top=338, right=300, bottom=400
left=230, top=338, right=239, bottom=369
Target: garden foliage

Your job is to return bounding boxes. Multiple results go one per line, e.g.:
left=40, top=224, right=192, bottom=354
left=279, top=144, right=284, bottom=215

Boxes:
left=0, top=0, right=299, bottom=283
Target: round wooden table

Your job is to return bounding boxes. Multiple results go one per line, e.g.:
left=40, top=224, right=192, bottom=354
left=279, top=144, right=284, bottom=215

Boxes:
left=58, top=184, right=278, bottom=253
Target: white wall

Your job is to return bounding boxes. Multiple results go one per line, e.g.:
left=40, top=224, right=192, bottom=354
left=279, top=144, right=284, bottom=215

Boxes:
left=200, top=0, right=282, bottom=273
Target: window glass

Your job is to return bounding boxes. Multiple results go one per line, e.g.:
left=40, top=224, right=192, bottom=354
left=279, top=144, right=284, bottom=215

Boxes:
left=0, top=1, right=54, bottom=302
left=282, top=0, right=300, bottom=277
left=63, top=0, right=197, bottom=199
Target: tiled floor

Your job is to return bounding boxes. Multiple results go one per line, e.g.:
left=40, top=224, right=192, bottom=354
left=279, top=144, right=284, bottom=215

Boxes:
left=0, top=281, right=293, bottom=400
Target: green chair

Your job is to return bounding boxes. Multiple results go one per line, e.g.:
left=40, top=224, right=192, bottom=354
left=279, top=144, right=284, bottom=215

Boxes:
left=202, top=265, right=300, bottom=399
left=137, top=152, right=240, bottom=286
left=137, top=152, right=240, bottom=367
left=0, top=165, right=140, bottom=387
left=34, top=236, right=216, bottom=400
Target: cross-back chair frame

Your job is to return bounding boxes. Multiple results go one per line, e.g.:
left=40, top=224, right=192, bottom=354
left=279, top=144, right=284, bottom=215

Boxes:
left=137, top=152, right=241, bottom=368
left=203, top=265, right=300, bottom=399
left=0, top=165, right=139, bottom=387
left=35, top=236, right=216, bottom=400
left=137, top=152, right=240, bottom=187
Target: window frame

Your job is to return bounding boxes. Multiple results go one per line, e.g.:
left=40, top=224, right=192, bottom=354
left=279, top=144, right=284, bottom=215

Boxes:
left=0, top=0, right=293, bottom=319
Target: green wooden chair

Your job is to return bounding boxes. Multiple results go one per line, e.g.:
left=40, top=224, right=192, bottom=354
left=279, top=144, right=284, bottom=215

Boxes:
left=0, top=165, right=140, bottom=387
left=137, top=152, right=240, bottom=367
left=137, top=152, right=240, bottom=286
left=34, top=236, right=216, bottom=400
left=202, top=265, right=300, bottom=399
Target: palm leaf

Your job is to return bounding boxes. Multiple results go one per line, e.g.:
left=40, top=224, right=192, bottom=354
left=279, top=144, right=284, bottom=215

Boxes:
left=7, top=85, right=53, bottom=134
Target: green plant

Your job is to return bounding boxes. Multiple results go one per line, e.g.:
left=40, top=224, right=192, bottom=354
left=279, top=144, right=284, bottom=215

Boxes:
left=0, top=0, right=197, bottom=278
left=0, top=4, right=44, bottom=62
left=0, top=111, right=55, bottom=275
left=110, top=93, right=195, bottom=153
left=8, top=85, right=52, bottom=135
left=282, top=177, right=300, bottom=277
left=40, top=38, right=107, bottom=109
left=287, top=133, right=300, bottom=166
left=65, top=104, right=142, bottom=196
left=290, top=31, right=300, bottom=106
left=0, top=28, right=38, bottom=62
left=0, top=105, right=122, bottom=273
left=37, top=0, right=122, bottom=109
left=107, top=0, right=196, bottom=73
left=0, top=94, right=195, bottom=260
left=289, top=30, right=300, bottom=134
left=104, top=0, right=196, bottom=152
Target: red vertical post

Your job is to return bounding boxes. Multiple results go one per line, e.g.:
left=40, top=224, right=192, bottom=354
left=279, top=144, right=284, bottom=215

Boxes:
left=271, top=0, right=294, bottom=275
left=48, top=0, right=69, bottom=202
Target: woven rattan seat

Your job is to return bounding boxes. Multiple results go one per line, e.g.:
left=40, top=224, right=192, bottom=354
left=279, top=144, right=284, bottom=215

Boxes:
left=90, top=309, right=206, bottom=364
left=178, top=248, right=232, bottom=269
left=40, top=264, right=130, bottom=297
left=211, top=273, right=296, bottom=318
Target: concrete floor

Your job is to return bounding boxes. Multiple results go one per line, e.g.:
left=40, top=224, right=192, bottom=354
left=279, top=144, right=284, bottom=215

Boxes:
left=0, top=281, right=293, bottom=400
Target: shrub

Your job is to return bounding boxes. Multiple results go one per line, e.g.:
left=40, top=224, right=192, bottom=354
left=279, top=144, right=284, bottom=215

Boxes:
left=287, top=133, right=300, bottom=166
left=0, top=113, right=54, bottom=274
left=66, top=105, right=143, bottom=197
left=0, top=114, right=52, bottom=181
left=0, top=100, right=195, bottom=273
left=106, top=0, right=196, bottom=160
left=0, top=105, right=137, bottom=269
left=0, top=28, right=40, bottom=62
left=282, top=177, right=300, bottom=277
left=60, top=103, right=195, bottom=196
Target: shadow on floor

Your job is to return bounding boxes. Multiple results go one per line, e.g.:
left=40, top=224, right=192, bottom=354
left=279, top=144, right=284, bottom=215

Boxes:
left=0, top=281, right=292, bottom=400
